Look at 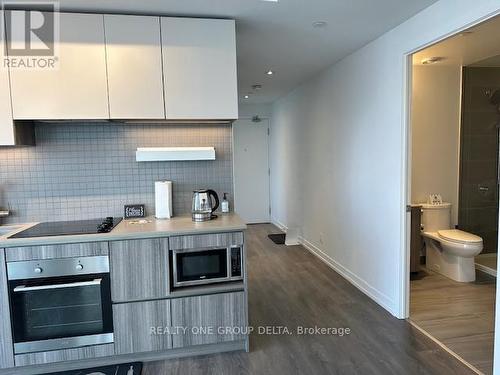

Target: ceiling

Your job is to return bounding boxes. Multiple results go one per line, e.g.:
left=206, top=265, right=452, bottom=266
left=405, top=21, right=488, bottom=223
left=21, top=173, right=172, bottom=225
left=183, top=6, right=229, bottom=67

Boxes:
left=14, top=0, right=439, bottom=104
left=413, top=14, right=500, bottom=67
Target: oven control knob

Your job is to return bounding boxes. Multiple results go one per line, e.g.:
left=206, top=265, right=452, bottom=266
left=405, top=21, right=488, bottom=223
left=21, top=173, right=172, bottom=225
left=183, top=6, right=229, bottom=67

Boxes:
left=34, top=267, right=43, bottom=274
left=76, top=264, right=84, bottom=271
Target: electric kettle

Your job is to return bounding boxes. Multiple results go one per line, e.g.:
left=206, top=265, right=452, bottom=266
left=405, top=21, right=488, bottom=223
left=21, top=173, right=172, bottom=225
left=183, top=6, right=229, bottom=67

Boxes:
left=192, top=189, right=219, bottom=222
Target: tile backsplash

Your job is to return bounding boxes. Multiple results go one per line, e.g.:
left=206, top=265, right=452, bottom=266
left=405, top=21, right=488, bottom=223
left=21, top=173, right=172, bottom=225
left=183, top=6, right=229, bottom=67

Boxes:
left=0, top=122, right=233, bottom=223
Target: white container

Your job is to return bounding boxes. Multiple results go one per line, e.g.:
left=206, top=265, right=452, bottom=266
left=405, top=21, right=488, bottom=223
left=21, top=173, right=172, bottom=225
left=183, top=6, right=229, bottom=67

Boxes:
left=155, top=181, right=173, bottom=219
left=221, top=192, right=230, bottom=213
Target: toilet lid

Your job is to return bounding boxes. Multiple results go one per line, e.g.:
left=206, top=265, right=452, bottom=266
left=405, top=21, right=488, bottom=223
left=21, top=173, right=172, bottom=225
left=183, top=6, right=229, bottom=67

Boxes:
left=437, top=229, right=482, bottom=244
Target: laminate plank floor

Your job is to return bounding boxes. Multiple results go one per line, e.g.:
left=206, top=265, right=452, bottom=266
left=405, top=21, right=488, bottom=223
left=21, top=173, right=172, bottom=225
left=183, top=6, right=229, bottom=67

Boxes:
left=410, top=269, right=496, bottom=374
left=143, top=224, right=476, bottom=375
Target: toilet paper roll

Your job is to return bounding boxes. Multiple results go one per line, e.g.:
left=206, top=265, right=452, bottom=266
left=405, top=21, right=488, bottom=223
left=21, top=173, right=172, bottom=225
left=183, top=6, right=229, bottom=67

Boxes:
left=155, top=181, right=173, bottom=219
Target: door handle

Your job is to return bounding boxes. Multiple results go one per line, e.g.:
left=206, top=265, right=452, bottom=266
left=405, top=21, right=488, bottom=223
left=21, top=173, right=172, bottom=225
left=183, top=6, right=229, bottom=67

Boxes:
left=14, top=279, right=102, bottom=292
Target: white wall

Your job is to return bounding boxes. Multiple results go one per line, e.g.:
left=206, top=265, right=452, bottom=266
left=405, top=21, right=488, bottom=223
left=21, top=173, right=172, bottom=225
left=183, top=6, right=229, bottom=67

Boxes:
left=238, top=103, right=272, bottom=119
left=270, top=0, right=500, bottom=321
left=411, top=65, right=462, bottom=225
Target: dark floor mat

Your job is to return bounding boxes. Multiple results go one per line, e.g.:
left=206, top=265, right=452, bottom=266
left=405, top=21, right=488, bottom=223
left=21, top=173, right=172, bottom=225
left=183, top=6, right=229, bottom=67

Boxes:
left=47, top=362, right=142, bottom=375
left=268, top=233, right=286, bottom=245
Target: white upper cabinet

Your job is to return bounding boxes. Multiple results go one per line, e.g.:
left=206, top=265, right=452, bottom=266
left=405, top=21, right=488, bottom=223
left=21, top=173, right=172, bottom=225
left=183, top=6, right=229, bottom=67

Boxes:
left=161, top=17, right=238, bottom=120
left=104, top=15, right=165, bottom=119
left=0, top=10, right=15, bottom=145
left=9, top=12, right=109, bottom=120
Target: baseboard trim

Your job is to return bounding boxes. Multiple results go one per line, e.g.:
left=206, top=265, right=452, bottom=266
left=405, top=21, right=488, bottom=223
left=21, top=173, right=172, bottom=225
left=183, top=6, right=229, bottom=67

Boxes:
left=271, top=219, right=288, bottom=233
left=475, top=262, right=497, bottom=277
left=298, top=236, right=396, bottom=316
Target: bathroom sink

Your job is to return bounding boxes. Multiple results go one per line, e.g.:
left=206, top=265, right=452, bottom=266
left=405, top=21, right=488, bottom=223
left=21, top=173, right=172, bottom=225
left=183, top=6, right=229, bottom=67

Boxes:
left=0, top=225, right=23, bottom=237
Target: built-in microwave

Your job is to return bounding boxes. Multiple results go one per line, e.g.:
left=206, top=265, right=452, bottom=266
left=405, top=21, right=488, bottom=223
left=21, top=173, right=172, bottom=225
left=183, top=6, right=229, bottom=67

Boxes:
left=172, top=246, right=243, bottom=288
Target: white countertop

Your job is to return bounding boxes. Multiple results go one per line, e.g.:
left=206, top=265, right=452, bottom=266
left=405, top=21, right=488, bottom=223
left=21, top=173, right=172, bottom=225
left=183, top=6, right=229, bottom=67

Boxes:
left=0, top=213, right=247, bottom=248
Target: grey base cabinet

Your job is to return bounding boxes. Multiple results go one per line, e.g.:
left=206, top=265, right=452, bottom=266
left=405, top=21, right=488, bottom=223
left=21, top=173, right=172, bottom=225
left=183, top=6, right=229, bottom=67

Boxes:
left=113, top=299, right=172, bottom=355
left=14, top=344, right=114, bottom=366
left=110, top=238, right=169, bottom=302
left=6, top=242, right=109, bottom=262
left=171, top=291, right=246, bottom=348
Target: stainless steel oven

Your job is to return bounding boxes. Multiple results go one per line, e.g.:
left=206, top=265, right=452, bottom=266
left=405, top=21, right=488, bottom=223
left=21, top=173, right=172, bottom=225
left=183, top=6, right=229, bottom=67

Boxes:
left=7, top=256, right=113, bottom=354
left=172, top=246, right=243, bottom=288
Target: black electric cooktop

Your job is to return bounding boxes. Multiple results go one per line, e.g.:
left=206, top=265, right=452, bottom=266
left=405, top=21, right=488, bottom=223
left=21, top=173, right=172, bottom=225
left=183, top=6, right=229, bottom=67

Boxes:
left=10, top=217, right=123, bottom=239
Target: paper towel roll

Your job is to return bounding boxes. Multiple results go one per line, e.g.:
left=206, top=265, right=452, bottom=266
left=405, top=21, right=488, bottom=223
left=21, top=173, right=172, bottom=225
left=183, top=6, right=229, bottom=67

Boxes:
left=155, top=181, right=173, bottom=219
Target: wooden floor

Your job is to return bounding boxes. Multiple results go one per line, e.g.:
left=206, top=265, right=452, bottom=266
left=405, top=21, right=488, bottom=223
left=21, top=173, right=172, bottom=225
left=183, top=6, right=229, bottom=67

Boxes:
left=143, top=224, right=475, bottom=374
left=410, top=269, right=496, bottom=374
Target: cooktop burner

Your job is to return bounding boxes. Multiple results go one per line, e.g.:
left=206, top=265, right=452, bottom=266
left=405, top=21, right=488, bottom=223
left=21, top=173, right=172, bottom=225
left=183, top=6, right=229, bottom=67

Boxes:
left=10, top=217, right=123, bottom=239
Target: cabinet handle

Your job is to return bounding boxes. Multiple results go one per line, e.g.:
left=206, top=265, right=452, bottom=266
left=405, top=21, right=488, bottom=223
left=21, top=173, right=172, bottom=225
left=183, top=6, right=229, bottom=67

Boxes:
left=14, top=279, right=102, bottom=292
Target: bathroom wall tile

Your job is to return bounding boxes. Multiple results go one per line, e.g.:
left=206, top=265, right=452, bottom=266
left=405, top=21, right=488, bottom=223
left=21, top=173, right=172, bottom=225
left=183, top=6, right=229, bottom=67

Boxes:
left=461, top=111, right=499, bottom=136
left=462, top=160, right=498, bottom=182
left=0, top=122, right=234, bottom=223
left=459, top=67, right=500, bottom=254
left=461, top=134, right=498, bottom=163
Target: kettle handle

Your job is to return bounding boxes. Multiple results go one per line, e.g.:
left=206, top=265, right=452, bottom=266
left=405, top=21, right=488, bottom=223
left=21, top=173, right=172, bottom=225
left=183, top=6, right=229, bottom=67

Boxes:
left=207, top=190, right=219, bottom=213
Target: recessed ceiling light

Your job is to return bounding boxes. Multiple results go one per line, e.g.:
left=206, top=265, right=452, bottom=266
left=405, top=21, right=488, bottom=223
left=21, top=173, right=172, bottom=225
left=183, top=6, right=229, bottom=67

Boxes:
left=421, top=57, right=444, bottom=65
left=244, top=95, right=250, bottom=99
left=266, top=70, right=274, bottom=76
left=312, top=21, right=328, bottom=28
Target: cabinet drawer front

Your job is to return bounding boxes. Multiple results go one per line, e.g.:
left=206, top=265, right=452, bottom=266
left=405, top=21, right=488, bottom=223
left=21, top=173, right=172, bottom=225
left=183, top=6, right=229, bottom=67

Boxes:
left=113, top=299, right=172, bottom=354
left=6, top=242, right=109, bottom=262
left=14, top=344, right=114, bottom=366
left=169, top=232, right=243, bottom=251
left=110, top=238, right=169, bottom=302
left=171, top=291, right=246, bottom=348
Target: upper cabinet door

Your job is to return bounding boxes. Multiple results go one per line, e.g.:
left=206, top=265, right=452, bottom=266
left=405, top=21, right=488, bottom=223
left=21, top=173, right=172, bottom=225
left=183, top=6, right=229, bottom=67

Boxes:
left=104, top=15, right=165, bottom=119
left=8, top=12, right=109, bottom=120
left=161, top=18, right=238, bottom=120
left=0, top=11, right=14, bottom=145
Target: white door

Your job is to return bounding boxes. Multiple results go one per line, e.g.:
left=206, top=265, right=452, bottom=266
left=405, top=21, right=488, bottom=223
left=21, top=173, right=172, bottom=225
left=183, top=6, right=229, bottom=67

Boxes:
left=104, top=15, right=165, bottom=119
left=233, top=119, right=270, bottom=223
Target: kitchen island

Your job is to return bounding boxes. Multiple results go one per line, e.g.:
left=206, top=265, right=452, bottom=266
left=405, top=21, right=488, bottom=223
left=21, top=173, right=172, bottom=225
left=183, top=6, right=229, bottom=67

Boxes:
left=0, top=214, right=248, bottom=375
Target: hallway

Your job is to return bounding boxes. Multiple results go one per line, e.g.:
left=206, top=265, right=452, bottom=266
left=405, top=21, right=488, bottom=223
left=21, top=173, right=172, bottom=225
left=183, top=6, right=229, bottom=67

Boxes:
left=144, top=224, right=475, bottom=374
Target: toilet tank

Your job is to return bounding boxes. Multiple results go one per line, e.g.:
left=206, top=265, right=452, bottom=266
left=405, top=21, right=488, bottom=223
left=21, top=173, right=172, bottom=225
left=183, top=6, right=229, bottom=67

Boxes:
left=420, top=203, right=452, bottom=232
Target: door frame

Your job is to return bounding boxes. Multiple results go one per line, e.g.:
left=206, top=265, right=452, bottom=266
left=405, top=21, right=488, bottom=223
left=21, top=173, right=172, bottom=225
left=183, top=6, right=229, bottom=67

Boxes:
left=231, top=116, right=271, bottom=223
left=399, top=9, right=500, bottom=319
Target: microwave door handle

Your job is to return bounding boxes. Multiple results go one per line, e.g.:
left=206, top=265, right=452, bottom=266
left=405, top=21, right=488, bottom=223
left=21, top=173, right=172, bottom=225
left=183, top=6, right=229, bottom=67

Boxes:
left=13, top=279, right=102, bottom=292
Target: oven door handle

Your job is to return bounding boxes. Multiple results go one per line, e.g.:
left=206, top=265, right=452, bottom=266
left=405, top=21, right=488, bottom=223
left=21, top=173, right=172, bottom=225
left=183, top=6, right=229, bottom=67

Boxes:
left=13, top=279, right=102, bottom=292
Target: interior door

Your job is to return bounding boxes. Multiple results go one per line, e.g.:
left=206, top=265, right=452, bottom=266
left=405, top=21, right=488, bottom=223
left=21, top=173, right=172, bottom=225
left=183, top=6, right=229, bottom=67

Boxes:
left=233, top=119, right=270, bottom=223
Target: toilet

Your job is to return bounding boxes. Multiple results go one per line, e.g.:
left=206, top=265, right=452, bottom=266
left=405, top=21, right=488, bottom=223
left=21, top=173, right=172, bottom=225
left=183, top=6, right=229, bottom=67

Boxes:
left=420, top=203, right=483, bottom=282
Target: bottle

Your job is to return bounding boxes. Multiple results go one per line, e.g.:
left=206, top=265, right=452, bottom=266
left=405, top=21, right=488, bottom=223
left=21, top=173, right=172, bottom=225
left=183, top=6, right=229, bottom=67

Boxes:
left=221, top=193, right=230, bottom=213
